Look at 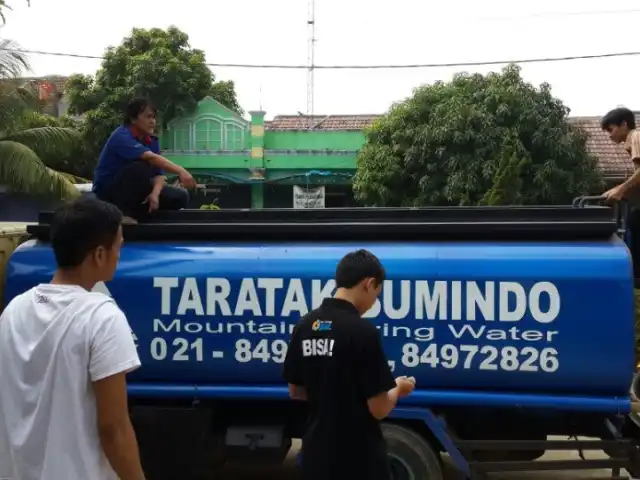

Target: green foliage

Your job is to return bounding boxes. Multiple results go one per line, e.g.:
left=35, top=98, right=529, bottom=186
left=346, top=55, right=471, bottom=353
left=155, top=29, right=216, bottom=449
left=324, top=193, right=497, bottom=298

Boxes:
left=0, top=40, right=83, bottom=199
left=16, top=112, right=93, bottom=179
left=0, top=131, right=81, bottom=200
left=353, top=65, right=604, bottom=206
left=18, top=111, right=81, bottom=131
left=0, top=39, right=34, bottom=131
left=210, top=80, right=244, bottom=116
left=66, top=26, right=243, bottom=167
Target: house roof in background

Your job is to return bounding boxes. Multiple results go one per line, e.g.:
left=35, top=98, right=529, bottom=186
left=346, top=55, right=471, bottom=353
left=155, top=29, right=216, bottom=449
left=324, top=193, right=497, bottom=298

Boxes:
left=568, top=116, right=636, bottom=178
left=17, top=75, right=69, bottom=93
left=265, top=114, right=380, bottom=131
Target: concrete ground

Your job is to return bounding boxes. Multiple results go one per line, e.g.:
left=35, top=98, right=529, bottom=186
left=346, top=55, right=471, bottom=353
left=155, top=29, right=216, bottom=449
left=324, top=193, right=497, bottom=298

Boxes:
left=220, top=439, right=628, bottom=480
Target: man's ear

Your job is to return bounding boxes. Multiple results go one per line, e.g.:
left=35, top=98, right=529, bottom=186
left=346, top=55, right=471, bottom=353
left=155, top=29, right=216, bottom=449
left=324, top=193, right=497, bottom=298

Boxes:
left=364, top=277, right=377, bottom=292
left=93, top=245, right=106, bottom=268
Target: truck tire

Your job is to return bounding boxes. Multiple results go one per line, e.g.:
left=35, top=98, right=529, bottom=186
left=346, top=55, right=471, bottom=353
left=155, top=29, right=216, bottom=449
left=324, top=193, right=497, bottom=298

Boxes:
left=383, top=423, right=444, bottom=480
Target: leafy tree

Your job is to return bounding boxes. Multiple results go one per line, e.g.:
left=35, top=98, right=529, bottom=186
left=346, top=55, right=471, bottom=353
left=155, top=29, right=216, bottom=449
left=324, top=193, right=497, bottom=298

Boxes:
left=66, top=26, right=243, bottom=167
left=0, top=39, right=34, bottom=131
left=210, top=80, right=243, bottom=116
left=0, top=41, right=81, bottom=199
left=19, top=111, right=78, bottom=130
left=353, top=65, right=603, bottom=206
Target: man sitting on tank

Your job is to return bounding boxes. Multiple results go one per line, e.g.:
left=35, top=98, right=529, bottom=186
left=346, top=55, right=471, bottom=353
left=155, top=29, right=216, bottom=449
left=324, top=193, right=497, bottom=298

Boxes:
left=92, top=97, right=197, bottom=224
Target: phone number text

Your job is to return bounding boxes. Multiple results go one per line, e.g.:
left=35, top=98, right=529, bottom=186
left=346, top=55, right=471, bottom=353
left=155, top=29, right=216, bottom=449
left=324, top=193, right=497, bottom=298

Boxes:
left=398, top=343, right=559, bottom=373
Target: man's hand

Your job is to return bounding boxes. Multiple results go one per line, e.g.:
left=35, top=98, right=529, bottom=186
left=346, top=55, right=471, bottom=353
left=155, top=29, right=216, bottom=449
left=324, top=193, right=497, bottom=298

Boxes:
left=179, top=168, right=197, bottom=189
left=142, top=192, right=160, bottom=213
left=288, top=384, right=307, bottom=401
left=603, top=184, right=627, bottom=203
left=395, top=376, right=416, bottom=397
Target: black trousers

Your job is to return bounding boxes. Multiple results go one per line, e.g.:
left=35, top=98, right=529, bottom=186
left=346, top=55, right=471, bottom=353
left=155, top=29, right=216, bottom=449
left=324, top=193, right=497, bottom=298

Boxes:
left=628, top=208, right=640, bottom=286
left=96, top=161, right=190, bottom=220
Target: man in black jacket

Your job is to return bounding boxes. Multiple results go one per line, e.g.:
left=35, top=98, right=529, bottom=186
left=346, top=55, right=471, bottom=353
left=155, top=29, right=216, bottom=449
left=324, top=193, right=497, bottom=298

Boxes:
left=284, top=249, right=415, bottom=480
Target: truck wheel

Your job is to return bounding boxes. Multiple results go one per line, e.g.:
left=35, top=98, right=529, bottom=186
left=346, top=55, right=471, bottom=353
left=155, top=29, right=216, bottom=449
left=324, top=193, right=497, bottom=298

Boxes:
left=383, top=423, right=444, bottom=480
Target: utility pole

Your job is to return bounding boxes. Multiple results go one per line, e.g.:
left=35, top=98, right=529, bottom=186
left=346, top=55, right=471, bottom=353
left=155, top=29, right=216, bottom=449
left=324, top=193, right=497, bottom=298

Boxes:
left=306, top=0, right=316, bottom=128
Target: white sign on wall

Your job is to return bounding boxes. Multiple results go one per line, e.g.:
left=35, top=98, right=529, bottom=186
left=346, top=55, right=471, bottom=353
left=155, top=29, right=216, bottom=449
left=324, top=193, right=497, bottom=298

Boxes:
left=293, top=185, right=325, bottom=209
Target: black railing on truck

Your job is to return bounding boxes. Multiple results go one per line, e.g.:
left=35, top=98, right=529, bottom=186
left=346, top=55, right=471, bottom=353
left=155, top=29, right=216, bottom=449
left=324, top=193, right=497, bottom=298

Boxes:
left=573, top=195, right=628, bottom=237
left=28, top=203, right=617, bottom=242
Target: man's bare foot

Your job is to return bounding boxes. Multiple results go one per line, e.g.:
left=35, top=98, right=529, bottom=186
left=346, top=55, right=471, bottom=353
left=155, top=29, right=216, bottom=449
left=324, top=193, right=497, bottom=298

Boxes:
left=121, top=216, right=138, bottom=225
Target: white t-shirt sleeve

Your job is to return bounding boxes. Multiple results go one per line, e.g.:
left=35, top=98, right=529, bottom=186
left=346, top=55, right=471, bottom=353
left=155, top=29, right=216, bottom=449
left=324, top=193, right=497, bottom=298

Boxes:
left=89, top=304, right=141, bottom=382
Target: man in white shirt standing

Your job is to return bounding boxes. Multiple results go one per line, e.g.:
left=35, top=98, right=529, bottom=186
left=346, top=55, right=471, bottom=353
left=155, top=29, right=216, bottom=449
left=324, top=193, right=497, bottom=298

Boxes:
left=0, top=197, right=145, bottom=480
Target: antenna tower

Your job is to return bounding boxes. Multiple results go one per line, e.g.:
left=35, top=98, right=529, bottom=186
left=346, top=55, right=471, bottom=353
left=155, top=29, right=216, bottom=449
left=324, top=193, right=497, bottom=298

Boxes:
left=306, top=0, right=316, bottom=128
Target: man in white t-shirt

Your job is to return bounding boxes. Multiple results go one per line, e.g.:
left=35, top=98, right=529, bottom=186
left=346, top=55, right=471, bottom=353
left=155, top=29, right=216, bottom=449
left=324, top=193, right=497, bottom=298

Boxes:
left=0, top=197, right=145, bottom=480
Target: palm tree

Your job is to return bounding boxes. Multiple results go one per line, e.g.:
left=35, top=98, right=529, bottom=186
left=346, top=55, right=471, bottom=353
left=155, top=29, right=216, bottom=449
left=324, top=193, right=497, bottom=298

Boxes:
left=0, top=39, right=80, bottom=199
left=0, top=1, right=30, bottom=25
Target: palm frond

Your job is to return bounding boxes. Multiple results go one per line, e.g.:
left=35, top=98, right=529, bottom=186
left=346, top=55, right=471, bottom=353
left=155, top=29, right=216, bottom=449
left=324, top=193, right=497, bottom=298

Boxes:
left=0, top=39, right=29, bottom=79
left=58, top=171, right=90, bottom=184
left=0, top=140, right=80, bottom=199
left=2, top=126, right=81, bottom=159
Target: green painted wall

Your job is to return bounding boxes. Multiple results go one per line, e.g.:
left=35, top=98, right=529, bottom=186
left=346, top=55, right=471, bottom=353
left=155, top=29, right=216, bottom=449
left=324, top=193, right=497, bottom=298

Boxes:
left=166, top=152, right=356, bottom=171
left=265, top=131, right=365, bottom=151
left=265, top=153, right=355, bottom=170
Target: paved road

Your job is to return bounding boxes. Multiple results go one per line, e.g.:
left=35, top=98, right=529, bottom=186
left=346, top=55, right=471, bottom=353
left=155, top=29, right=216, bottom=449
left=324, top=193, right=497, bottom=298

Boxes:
left=220, top=440, right=627, bottom=480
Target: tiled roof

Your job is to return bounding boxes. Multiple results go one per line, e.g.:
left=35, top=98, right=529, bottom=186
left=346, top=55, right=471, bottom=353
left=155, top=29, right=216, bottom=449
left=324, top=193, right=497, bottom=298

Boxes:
left=265, top=114, right=380, bottom=131
left=16, top=75, right=68, bottom=93
left=568, top=116, right=636, bottom=178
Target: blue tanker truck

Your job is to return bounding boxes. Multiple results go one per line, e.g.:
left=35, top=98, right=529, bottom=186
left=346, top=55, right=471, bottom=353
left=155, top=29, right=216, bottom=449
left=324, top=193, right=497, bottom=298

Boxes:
left=3, top=198, right=640, bottom=479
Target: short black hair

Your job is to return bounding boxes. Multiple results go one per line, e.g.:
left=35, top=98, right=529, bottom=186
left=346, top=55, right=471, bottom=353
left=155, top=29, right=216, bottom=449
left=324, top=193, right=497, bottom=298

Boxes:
left=50, top=197, right=123, bottom=269
left=124, top=97, right=157, bottom=125
left=601, top=107, right=636, bottom=130
left=335, top=249, right=385, bottom=289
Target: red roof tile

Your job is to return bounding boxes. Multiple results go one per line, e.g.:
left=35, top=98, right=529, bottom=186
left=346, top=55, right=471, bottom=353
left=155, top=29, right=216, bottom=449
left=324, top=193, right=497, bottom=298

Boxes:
left=568, top=116, right=635, bottom=179
left=265, top=114, right=380, bottom=131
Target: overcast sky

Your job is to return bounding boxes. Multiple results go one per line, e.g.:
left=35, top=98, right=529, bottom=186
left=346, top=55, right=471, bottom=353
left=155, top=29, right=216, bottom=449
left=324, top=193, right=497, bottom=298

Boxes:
left=1, top=0, right=637, bottom=119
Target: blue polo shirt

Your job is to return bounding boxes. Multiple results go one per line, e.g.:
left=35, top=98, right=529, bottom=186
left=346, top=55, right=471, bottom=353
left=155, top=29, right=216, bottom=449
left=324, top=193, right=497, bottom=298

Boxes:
left=92, top=126, right=163, bottom=194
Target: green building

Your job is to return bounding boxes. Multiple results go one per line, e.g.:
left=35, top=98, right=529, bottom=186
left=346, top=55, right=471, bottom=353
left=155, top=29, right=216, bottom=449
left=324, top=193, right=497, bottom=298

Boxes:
left=160, top=97, right=377, bottom=209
